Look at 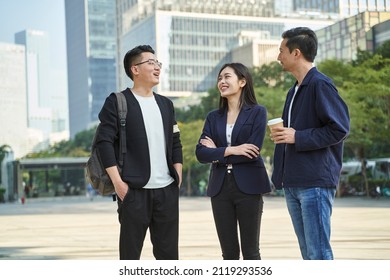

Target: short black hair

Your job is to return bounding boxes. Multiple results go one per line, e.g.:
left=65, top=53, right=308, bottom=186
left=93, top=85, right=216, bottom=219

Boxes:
left=282, top=27, right=317, bottom=62
left=123, top=45, right=155, bottom=80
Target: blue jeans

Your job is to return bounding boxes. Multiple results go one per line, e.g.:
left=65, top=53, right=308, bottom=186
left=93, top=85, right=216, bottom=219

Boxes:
left=284, top=187, right=336, bottom=260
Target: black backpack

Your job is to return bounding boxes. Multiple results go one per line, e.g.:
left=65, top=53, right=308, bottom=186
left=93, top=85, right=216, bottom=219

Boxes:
left=85, top=92, right=127, bottom=196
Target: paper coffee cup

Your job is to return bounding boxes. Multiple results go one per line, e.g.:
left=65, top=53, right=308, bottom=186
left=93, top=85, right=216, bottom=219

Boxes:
left=267, top=117, right=283, bottom=131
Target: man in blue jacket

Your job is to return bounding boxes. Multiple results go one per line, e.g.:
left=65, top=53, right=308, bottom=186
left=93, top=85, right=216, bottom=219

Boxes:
left=270, top=27, right=350, bottom=260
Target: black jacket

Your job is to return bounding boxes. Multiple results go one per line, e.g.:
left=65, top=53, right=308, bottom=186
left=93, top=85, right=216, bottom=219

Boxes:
left=96, top=88, right=183, bottom=188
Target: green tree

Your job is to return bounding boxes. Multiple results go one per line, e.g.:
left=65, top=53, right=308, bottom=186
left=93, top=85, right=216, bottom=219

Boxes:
left=375, top=40, right=390, bottom=59
left=73, top=127, right=97, bottom=152
left=254, top=86, right=286, bottom=161
left=179, top=120, right=208, bottom=195
left=25, top=126, right=96, bottom=158
left=176, top=87, right=219, bottom=123
left=345, top=55, right=390, bottom=196
left=352, top=48, right=374, bottom=66
left=319, top=55, right=390, bottom=196
left=0, top=144, right=11, bottom=164
left=251, top=61, right=295, bottom=90
left=316, top=59, right=353, bottom=88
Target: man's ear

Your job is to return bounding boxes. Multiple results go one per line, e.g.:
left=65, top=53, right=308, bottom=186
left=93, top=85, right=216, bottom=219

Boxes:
left=294, top=48, right=301, bottom=58
left=131, top=65, right=139, bottom=78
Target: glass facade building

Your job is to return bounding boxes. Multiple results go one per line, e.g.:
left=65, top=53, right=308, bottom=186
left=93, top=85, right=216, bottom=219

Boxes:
left=118, top=8, right=334, bottom=95
left=14, top=30, right=53, bottom=144
left=372, top=19, right=390, bottom=48
left=65, top=0, right=117, bottom=138
left=293, top=0, right=389, bottom=17
left=316, top=11, right=390, bottom=63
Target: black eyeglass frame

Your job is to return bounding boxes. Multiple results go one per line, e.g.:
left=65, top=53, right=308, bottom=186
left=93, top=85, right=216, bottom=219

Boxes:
left=134, top=59, right=162, bottom=68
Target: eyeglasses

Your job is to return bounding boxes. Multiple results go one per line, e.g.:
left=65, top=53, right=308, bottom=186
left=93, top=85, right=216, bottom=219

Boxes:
left=134, top=59, right=162, bottom=68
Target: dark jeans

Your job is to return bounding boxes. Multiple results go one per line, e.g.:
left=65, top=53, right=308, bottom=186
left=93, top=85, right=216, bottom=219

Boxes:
left=117, top=182, right=179, bottom=260
left=211, top=170, right=263, bottom=260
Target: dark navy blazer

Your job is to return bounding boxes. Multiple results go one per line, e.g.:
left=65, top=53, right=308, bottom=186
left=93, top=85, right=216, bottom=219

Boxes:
left=196, top=105, right=271, bottom=197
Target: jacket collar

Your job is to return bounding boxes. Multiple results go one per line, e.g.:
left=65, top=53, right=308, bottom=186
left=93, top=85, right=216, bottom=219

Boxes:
left=217, top=105, right=253, bottom=146
left=299, top=66, right=318, bottom=87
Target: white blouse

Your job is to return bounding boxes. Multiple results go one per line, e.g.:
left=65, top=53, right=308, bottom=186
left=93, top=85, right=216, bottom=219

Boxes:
left=226, top=123, right=234, bottom=146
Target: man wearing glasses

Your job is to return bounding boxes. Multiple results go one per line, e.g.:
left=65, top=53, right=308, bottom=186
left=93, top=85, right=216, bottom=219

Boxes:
left=96, top=45, right=183, bottom=260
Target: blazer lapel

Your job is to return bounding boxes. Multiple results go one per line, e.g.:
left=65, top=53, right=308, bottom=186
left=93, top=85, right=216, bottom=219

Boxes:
left=216, top=109, right=228, bottom=147
left=126, top=88, right=148, bottom=138
left=154, top=93, right=169, bottom=143
left=126, top=88, right=141, bottom=108
left=231, top=106, right=252, bottom=145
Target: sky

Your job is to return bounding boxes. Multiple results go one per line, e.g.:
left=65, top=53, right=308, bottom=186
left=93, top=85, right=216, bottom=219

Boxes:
left=0, top=0, right=67, bottom=71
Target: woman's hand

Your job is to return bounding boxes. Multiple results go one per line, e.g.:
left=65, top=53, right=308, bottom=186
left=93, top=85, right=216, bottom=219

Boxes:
left=199, top=136, right=216, bottom=148
left=225, top=144, right=260, bottom=159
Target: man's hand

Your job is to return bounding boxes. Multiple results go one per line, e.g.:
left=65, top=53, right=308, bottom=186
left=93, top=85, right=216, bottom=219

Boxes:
left=270, top=127, right=296, bottom=144
left=113, top=180, right=129, bottom=201
left=106, top=166, right=128, bottom=201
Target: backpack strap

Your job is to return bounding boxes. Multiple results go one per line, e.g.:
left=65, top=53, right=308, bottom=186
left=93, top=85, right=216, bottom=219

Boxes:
left=115, top=92, right=127, bottom=167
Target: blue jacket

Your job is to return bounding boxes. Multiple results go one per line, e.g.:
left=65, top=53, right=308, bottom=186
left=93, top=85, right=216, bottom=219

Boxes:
left=271, top=67, right=350, bottom=189
left=196, top=105, right=271, bottom=197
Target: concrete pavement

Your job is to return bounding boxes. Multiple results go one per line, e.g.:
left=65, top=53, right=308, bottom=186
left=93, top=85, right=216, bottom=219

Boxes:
left=0, top=195, right=390, bottom=260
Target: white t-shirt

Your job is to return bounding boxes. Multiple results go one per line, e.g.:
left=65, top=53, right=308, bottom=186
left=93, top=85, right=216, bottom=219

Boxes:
left=133, top=93, right=174, bottom=189
left=288, top=85, right=299, bottom=128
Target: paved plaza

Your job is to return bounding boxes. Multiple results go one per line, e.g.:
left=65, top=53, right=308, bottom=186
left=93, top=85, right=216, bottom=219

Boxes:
left=0, top=195, right=390, bottom=260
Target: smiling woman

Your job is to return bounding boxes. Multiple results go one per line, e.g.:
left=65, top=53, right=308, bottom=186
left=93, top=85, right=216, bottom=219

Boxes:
left=196, top=62, right=271, bottom=260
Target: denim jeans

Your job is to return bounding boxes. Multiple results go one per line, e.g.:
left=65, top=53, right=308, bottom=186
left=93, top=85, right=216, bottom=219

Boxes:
left=284, top=187, right=336, bottom=260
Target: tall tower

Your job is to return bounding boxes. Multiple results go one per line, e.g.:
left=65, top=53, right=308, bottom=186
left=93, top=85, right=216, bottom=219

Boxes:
left=15, top=30, right=52, bottom=143
left=65, top=0, right=117, bottom=138
left=0, top=43, right=28, bottom=158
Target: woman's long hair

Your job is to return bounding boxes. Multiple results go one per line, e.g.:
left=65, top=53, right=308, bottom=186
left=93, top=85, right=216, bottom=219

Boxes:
left=218, top=63, right=258, bottom=113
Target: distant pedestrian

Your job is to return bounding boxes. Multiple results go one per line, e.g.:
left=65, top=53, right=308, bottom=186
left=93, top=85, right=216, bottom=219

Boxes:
left=86, top=183, right=97, bottom=201
left=24, top=183, right=30, bottom=198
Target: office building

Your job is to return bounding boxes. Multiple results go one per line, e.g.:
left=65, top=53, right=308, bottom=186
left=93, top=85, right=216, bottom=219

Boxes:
left=230, top=30, right=283, bottom=68
left=274, top=0, right=389, bottom=20
left=14, top=30, right=69, bottom=151
left=116, top=0, right=334, bottom=96
left=65, top=0, right=117, bottom=138
left=293, top=0, right=389, bottom=18
left=15, top=30, right=52, bottom=139
left=372, top=19, right=390, bottom=49
left=0, top=43, right=28, bottom=159
left=316, top=11, right=390, bottom=63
